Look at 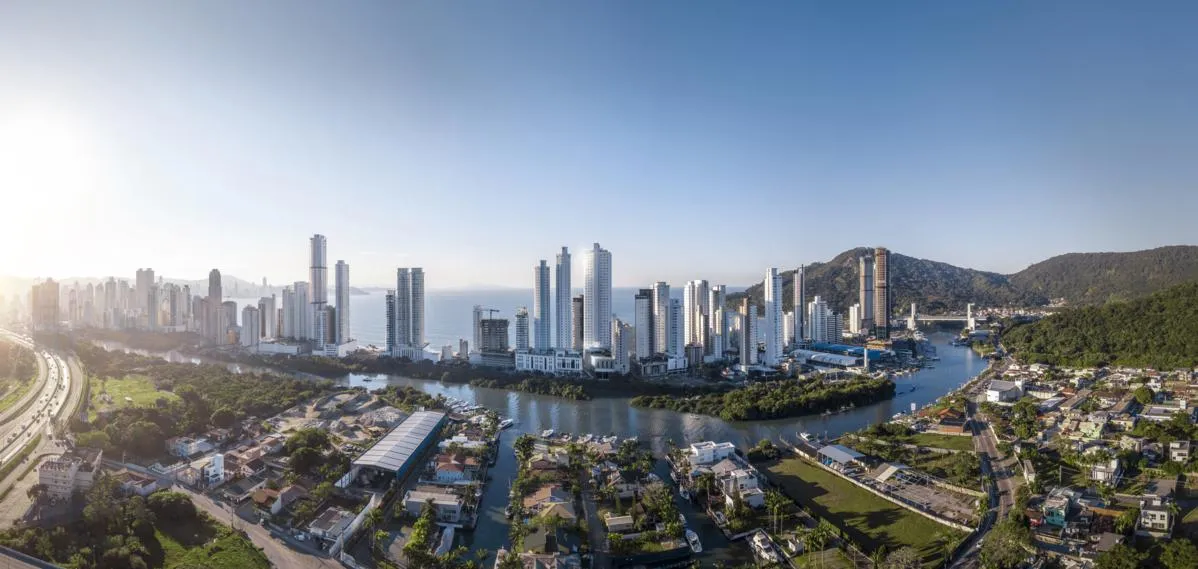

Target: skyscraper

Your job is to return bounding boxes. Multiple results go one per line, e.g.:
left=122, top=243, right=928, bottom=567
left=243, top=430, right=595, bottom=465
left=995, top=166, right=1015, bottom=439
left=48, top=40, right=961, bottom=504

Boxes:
left=873, top=247, right=891, bottom=338
left=472, top=305, right=483, bottom=354
left=709, top=285, right=726, bottom=356
left=30, top=279, right=59, bottom=331
left=395, top=268, right=412, bottom=347
left=335, top=260, right=350, bottom=345
left=792, top=265, right=806, bottom=344
left=858, top=255, right=875, bottom=335
left=258, top=295, right=277, bottom=340
left=385, top=291, right=397, bottom=350
left=612, top=317, right=632, bottom=374
left=848, top=303, right=861, bottom=335
left=241, top=305, right=260, bottom=347
left=555, top=247, right=571, bottom=349
left=135, top=268, right=154, bottom=324
left=739, top=299, right=757, bottom=365
left=515, top=307, right=530, bottom=350
left=208, top=269, right=222, bottom=306
left=392, top=267, right=426, bottom=349
left=293, top=281, right=310, bottom=340
left=763, top=268, right=783, bottom=365
left=683, top=280, right=709, bottom=348
left=533, top=260, right=551, bottom=350
left=582, top=243, right=612, bottom=349
left=207, top=269, right=222, bottom=343
left=479, top=318, right=510, bottom=352
left=651, top=282, right=670, bottom=355
left=633, top=288, right=653, bottom=358
left=808, top=296, right=833, bottom=343
left=309, top=234, right=328, bottom=348
left=668, top=298, right=683, bottom=357
left=571, top=296, right=584, bottom=351
left=411, top=268, right=425, bottom=347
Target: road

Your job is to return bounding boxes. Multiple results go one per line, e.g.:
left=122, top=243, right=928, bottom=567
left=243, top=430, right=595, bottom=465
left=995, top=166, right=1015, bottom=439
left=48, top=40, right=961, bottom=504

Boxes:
left=579, top=478, right=610, bottom=569
left=0, top=332, right=72, bottom=464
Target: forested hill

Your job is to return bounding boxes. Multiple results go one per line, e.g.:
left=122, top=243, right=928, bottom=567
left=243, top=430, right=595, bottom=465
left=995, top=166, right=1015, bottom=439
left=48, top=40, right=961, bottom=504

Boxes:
left=1003, top=281, right=1198, bottom=369
left=1008, top=245, right=1198, bottom=305
left=731, top=245, right=1198, bottom=315
left=730, top=248, right=1040, bottom=315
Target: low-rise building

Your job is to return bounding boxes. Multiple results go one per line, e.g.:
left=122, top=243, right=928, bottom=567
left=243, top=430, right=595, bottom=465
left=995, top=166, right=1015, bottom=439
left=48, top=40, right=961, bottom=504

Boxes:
left=431, top=453, right=481, bottom=483
left=1168, top=440, right=1191, bottom=462
left=1090, top=458, right=1122, bottom=486
left=985, top=380, right=1023, bottom=403
left=308, top=507, right=355, bottom=544
left=514, top=349, right=584, bottom=376
left=114, top=469, right=160, bottom=497
left=403, top=487, right=465, bottom=523
left=1138, top=497, right=1175, bottom=538
left=688, top=441, right=736, bottom=465
left=165, top=436, right=214, bottom=458
left=37, top=448, right=103, bottom=499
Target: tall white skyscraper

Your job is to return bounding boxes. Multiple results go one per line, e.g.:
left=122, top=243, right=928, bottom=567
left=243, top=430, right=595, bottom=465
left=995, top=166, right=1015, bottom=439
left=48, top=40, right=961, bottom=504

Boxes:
left=293, top=281, right=310, bottom=340
left=669, top=298, right=683, bottom=357
left=582, top=243, right=612, bottom=349
left=793, top=265, right=806, bottom=343
left=683, top=280, right=710, bottom=347
left=309, top=234, right=328, bottom=348
left=515, top=307, right=530, bottom=350
left=709, top=285, right=726, bottom=356
left=554, top=247, right=571, bottom=349
left=633, top=289, right=653, bottom=358
left=763, top=268, right=783, bottom=365
left=848, top=303, right=861, bottom=335
left=612, top=317, right=632, bottom=374
left=411, top=268, right=425, bottom=347
left=807, top=296, right=832, bottom=343
left=241, top=305, right=260, bottom=347
left=334, top=260, right=350, bottom=344
left=651, top=281, right=670, bottom=355
left=783, top=311, right=795, bottom=348
left=533, top=260, right=551, bottom=350
left=280, top=286, right=295, bottom=338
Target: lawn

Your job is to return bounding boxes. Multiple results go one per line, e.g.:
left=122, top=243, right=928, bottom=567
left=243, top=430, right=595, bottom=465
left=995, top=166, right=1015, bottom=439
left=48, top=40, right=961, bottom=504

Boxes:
left=0, top=375, right=35, bottom=414
left=906, top=433, right=976, bottom=452
left=90, top=375, right=180, bottom=419
left=761, top=456, right=963, bottom=565
left=154, top=517, right=270, bottom=569
left=1179, top=504, right=1198, bottom=540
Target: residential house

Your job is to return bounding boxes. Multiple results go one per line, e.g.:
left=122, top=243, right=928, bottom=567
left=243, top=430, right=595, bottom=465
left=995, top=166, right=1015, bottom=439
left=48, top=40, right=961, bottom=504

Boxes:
left=604, top=514, right=634, bottom=533
left=503, top=526, right=581, bottom=569
left=272, top=485, right=308, bottom=516
left=985, top=380, right=1023, bottom=403
left=37, top=448, right=103, bottom=499
left=603, top=471, right=640, bottom=500
left=1118, top=436, right=1144, bottom=453
left=199, top=454, right=225, bottom=486
left=252, top=488, right=280, bottom=513
left=1043, top=491, right=1072, bottom=527
left=1141, top=400, right=1192, bottom=423
left=1137, top=497, right=1175, bottom=538
left=688, top=441, right=736, bottom=465
left=523, top=484, right=572, bottom=514
left=439, top=434, right=489, bottom=452
left=727, top=487, right=766, bottom=509
left=238, top=458, right=267, bottom=479
left=404, top=488, right=465, bottom=523
left=1168, top=440, right=1191, bottom=463
left=431, top=453, right=481, bottom=484
left=222, top=476, right=265, bottom=503
left=1090, top=459, right=1122, bottom=486
left=1110, top=415, right=1137, bottom=432
left=165, top=436, right=214, bottom=458
left=114, top=469, right=160, bottom=497
left=260, top=434, right=286, bottom=454
left=308, top=507, right=355, bottom=544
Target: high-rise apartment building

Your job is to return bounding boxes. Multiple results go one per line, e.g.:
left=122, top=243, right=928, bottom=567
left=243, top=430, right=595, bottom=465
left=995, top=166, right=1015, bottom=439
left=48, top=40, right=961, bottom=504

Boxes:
left=582, top=243, right=612, bottom=349
left=683, top=279, right=710, bottom=348
left=292, top=281, right=310, bottom=340
left=807, top=296, right=841, bottom=343
left=385, top=291, right=397, bottom=349
left=241, top=305, right=260, bottom=347
left=309, top=234, right=328, bottom=348
left=763, top=268, right=783, bottom=365
left=206, top=269, right=223, bottom=343
left=739, top=300, right=757, bottom=365
left=208, top=269, right=222, bottom=304
left=479, top=318, right=510, bottom=352
left=858, top=255, right=875, bottom=335
left=472, top=305, right=483, bottom=354
left=135, top=268, right=155, bottom=325
left=873, top=247, right=890, bottom=338
left=30, top=279, right=59, bottom=331
left=633, top=289, right=653, bottom=358
left=848, top=303, right=861, bottom=335
left=258, top=295, right=277, bottom=340
left=335, top=260, right=350, bottom=345
left=708, top=285, right=726, bottom=356
left=392, top=267, right=426, bottom=350
left=783, top=311, right=795, bottom=348
left=793, top=265, right=806, bottom=343
left=668, top=298, right=683, bottom=357
left=612, top=318, right=631, bottom=374
left=555, top=247, right=571, bottom=349
left=571, top=296, right=584, bottom=351
left=515, top=307, right=530, bottom=350
left=651, top=282, right=670, bottom=355
left=533, top=260, right=551, bottom=350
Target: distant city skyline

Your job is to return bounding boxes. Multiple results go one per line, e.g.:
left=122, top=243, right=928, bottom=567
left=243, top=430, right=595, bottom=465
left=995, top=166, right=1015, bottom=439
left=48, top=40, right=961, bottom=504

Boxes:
left=2, top=2, right=1197, bottom=287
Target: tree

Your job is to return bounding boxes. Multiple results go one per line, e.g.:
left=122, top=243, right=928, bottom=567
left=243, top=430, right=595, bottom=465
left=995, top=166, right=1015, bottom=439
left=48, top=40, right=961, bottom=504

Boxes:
left=289, top=446, right=323, bottom=475
left=1161, top=539, right=1198, bottom=569
left=373, top=529, right=389, bottom=556
left=1133, top=386, right=1155, bottom=405
left=26, top=484, right=46, bottom=502
left=1114, top=507, right=1139, bottom=535
left=147, top=490, right=197, bottom=521
left=210, top=406, right=236, bottom=428
left=979, top=518, right=1032, bottom=569
left=885, top=547, right=921, bottom=569
left=125, top=421, right=165, bottom=457
left=514, top=435, right=535, bottom=462
left=1093, top=543, right=1146, bottom=569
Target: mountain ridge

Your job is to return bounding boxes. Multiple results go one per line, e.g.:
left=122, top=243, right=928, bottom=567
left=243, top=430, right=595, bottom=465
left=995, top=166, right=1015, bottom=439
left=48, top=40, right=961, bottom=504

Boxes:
left=730, top=245, right=1198, bottom=315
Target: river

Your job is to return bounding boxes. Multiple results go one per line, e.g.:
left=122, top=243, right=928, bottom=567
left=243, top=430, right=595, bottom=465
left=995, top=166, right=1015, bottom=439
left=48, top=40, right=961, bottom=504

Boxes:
left=97, top=330, right=985, bottom=565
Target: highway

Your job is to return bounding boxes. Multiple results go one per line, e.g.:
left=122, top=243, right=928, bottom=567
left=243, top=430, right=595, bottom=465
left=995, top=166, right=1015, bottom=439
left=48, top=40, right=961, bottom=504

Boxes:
left=0, top=331, right=71, bottom=460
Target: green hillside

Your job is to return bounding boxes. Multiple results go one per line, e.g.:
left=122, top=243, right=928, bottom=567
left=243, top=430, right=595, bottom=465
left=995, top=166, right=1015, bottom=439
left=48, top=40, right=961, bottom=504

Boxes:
left=1008, top=245, right=1198, bottom=305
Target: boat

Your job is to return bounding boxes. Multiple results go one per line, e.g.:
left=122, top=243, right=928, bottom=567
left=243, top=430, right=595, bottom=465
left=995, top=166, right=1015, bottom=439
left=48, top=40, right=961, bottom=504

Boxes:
left=362, top=377, right=372, bottom=382
left=686, top=529, right=703, bottom=554
left=541, top=429, right=555, bottom=438
left=499, top=419, right=514, bottom=430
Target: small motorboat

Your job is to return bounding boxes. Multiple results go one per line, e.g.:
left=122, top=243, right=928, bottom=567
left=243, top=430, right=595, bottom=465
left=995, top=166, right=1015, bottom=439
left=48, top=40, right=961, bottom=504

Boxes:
left=686, top=529, right=703, bottom=554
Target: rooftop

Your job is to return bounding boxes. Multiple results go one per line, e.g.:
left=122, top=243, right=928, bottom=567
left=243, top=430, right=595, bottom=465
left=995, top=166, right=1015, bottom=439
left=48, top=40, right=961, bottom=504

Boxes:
left=818, top=445, right=865, bottom=464
left=353, top=411, right=446, bottom=472
left=309, top=507, right=355, bottom=539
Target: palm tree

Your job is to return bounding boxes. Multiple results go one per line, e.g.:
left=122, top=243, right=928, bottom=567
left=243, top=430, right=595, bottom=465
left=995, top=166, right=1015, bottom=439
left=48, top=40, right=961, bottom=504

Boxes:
left=373, top=529, right=389, bottom=557
left=870, top=546, right=887, bottom=569
left=26, top=483, right=47, bottom=502
left=363, top=507, right=385, bottom=547
left=765, top=490, right=788, bottom=534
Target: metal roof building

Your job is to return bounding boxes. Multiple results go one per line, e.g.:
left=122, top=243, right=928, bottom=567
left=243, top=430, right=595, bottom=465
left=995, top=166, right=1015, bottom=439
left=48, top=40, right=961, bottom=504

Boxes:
left=352, top=411, right=447, bottom=478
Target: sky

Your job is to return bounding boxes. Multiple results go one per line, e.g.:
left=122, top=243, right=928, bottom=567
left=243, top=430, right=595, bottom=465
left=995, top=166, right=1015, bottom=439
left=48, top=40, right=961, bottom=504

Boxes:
left=1, top=1, right=1197, bottom=289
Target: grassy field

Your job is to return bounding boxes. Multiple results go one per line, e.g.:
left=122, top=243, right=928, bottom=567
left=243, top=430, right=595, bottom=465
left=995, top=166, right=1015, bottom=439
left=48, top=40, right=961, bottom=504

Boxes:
left=1179, top=503, right=1198, bottom=540
left=762, top=456, right=963, bottom=565
left=154, top=518, right=270, bottom=569
left=90, top=375, right=180, bottom=419
left=906, top=433, right=976, bottom=452
left=0, top=375, right=35, bottom=414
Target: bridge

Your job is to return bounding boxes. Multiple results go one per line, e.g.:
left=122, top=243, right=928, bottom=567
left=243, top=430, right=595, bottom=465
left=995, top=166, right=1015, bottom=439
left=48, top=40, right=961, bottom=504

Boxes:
left=906, top=303, right=977, bottom=331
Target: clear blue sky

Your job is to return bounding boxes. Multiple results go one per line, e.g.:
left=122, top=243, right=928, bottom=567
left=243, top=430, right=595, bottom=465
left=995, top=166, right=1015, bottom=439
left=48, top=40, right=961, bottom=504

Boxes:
left=1, top=1, right=1196, bottom=288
